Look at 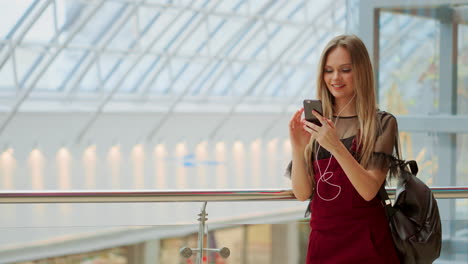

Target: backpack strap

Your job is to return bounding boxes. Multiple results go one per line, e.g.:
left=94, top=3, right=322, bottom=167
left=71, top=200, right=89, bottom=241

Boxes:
left=378, top=184, right=397, bottom=219
left=405, top=160, right=418, bottom=176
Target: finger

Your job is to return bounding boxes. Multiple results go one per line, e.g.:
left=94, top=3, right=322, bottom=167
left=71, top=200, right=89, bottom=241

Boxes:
left=290, top=109, right=302, bottom=127
left=302, top=119, right=320, bottom=132
left=291, top=109, right=301, bottom=122
left=303, top=124, right=317, bottom=135
left=295, top=108, right=304, bottom=121
left=311, top=110, right=327, bottom=125
left=325, top=118, right=335, bottom=128
left=292, top=108, right=301, bottom=118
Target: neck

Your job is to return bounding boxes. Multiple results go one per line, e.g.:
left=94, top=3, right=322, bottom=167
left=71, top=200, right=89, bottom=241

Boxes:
left=333, top=97, right=356, bottom=116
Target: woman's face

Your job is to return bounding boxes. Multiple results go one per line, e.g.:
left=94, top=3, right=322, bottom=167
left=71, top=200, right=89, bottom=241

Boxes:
left=323, top=46, right=355, bottom=102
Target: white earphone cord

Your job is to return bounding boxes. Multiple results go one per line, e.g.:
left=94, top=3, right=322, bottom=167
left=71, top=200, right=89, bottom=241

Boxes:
left=316, top=94, right=356, bottom=201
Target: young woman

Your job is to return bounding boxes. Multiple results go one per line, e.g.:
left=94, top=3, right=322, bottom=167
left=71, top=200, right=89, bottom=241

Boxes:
left=287, top=35, right=400, bottom=263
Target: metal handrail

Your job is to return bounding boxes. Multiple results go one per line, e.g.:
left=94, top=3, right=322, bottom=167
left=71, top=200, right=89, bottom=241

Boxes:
left=0, top=187, right=467, bottom=203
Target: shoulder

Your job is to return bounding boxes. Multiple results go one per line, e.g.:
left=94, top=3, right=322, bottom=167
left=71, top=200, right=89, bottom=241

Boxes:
left=376, top=110, right=397, bottom=134
left=377, top=110, right=397, bottom=124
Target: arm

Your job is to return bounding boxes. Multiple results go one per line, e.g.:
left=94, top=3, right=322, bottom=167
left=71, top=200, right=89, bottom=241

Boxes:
left=331, top=143, right=387, bottom=201
left=290, top=147, right=313, bottom=201
left=287, top=108, right=314, bottom=201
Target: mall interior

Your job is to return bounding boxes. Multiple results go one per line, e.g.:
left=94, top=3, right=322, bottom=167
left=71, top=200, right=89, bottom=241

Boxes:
left=0, top=0, right=467, bottom=263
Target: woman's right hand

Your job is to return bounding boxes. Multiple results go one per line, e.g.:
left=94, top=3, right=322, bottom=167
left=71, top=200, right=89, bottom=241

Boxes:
left=289, top=108, right=312, bottom=150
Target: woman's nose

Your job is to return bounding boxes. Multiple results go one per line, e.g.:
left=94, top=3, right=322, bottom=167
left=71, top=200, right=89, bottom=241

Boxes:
left=332, top=71, right=340, bottom=81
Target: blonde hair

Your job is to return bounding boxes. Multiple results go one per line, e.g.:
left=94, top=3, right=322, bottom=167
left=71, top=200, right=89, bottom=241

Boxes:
left=304, top=35, right=378, bottom=190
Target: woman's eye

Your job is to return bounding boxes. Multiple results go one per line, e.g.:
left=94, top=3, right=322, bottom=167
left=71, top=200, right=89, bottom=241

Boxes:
left=342, top=68, right=351, bottom=73
left=324, top=69, right=333, bottom=73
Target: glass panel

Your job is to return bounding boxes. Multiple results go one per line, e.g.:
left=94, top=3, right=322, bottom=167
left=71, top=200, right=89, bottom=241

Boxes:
left=14, top=46, right=45, bottom=87
left=171, top=59, right=204, bottom=95
left=13, top=245, right=130, bottom=263
left=143, top=10, right=179, bottom=52
left=0, top=55, right=15, bottom=90
left=209, top=18, right=246, bottom=56
left=147, top=58, right=170, bottom=95
left=0, top=1, right=35, bottom=39
left=23, top=3, right=56, bottom=43
left=214, top=0, right=245, bottom=14
left=103, top=54, right=139, bottom=92
left=36, top=49, right=86, bottom=91
left=98, top=52, right=122, bottom=90
left=68, top=1, right=125, bottom=46
left=458, top=24, right=468, bottom=115
left=2, top=202, right=465, bottom=263
left=456, top=134, right=468, bottom=186
left=228, top=21, right=263, bottom=58
left=107, top=14, right=140, bottom=51
left=237, top=24, right=269, bottom=61
left=160, top=11, right=197, bottom=54
left=177, top=15, right=209, bottom=56
left=232, top=64, right=264, bottom=96
left=206, top=61, right=232, bottom=96
left=379, top=12, right=440, bottom=115
left=398, top=131, right=438, bottom=186
left=125, top=55, right=159, bottom=93
left=77, top=56, right=100, bottom=92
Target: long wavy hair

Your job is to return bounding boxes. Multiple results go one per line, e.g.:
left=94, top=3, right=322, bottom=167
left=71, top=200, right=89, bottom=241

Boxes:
left=304, top=35, right=378, bottom=189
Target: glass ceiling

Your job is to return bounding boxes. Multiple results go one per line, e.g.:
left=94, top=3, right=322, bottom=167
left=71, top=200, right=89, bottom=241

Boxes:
left=0, top=0, right=441, bottom=113
left=0, top=0, right=347, bottom=109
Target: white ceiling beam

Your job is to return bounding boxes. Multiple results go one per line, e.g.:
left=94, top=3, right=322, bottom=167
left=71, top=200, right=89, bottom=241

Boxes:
left=258, top=2, right=350, bottom=99
left=141, top=0, right=278, bottom=140
left=62, top=3, right=139, bottom=96
left=0, top=0, right=107, bottom=137
left=73, top=0, right=207, bottom=143
left=196, top=1, right=289, bottom=99
left=260, top=72, right=315, bottom=138
left=0, top=0, right=53, bottom=70
left=0, top=40, right=316, bottom=68
left=107, top=0, right=317, bottom=27
left=362, top=0, right=468, bottom=9
left=137, top=0, right=260, bottom=100
left=206, top=19, right=317, bottom=139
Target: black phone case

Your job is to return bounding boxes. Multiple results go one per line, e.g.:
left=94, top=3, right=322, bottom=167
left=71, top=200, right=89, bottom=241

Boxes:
left=303, top=100, right=323, bottom=126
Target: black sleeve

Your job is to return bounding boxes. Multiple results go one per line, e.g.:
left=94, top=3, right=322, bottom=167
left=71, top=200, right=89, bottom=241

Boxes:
left=368, top=112, right=402, bottom=179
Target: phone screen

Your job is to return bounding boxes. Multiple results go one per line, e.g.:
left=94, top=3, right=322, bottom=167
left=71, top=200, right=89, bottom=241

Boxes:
left=303, top=100, right=323, bottom=126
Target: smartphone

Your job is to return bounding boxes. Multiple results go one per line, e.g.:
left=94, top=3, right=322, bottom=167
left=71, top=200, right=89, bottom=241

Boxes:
left=303, top=99, right=323, bottom=126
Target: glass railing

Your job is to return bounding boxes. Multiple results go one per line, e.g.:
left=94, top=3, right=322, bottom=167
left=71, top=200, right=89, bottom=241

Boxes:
left=0, top=187, right=467, bottom=264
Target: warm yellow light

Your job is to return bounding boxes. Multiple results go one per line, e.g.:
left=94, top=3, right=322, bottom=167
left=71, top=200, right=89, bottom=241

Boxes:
left=250, top=139, right=262, bottom=188
left=1, top=149, right=16, bottom=189
left=154, top=144, right=167, bottom=189
left=107, top=145, right=121, bottom=189
left=84, top=145, right=97, bottom=160
left=83, top=145, right=97, bottom=189
left=132, top=144, right=145, bottom=189
left=233, top=141, right=245, bottom=187
left=216, top=141, right=225, bottom=152
left=132, top=144, right=144, bottom=157
left=29, top=148, right=45, bottom=190
left=176, top=142, right=187, bottom=189
left=196, top=141, right=208, bottom=188
left=56, top=148, right=71, bottom=190
left=215, top=141, right=226, bottom=188
left=251, top=139, right=261, bottom=151
left=268, top=138, right=279, bottom=149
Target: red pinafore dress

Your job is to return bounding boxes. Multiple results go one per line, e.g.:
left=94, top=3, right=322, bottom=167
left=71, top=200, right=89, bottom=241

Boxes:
left=306, top=136, right=400, bottom=264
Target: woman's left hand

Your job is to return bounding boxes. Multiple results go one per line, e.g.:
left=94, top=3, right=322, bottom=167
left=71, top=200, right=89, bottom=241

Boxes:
left=301, top=110, right=342, bottom=154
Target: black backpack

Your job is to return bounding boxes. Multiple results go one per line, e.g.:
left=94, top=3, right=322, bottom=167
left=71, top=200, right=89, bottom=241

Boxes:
left=379, top=160, right=442, bottom=263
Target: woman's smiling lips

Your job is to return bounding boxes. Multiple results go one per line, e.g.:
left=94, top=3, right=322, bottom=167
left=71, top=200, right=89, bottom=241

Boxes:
left=331, top=84, right=345, bottom=89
